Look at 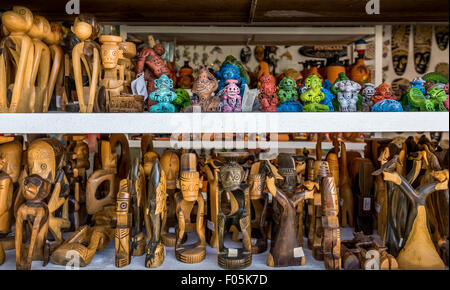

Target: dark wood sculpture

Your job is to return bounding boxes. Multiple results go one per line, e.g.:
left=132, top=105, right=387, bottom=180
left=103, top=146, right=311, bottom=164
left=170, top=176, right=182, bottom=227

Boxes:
left=351, top=158, right=375, bottom=235
left=145, top=159, right=166, bottom=268
left=174, top=153, right=206, bottom=263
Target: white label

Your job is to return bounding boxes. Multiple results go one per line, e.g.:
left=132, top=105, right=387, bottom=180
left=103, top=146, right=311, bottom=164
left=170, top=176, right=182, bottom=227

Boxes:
left=293, top=247, right=305, bottom=258
left=375, top=202, right=381, bottom=213
left=56, top=95, right=62, bottom=108
left=251, top=238, right=257, bottom=246
left=399, top=238, right=403, bottom=247
left=339, top=198, right=344, bottom=206
left=363, top=197, right=371, bottom=211
left=168, top=227, right=175, bottom=234
left=201, top=192, right=207, bottom=201
left=207, top=220, right=215, bottom=232
left=228, top=248, right=238, bottom=257
left=268, top=193, right=273, bottom=203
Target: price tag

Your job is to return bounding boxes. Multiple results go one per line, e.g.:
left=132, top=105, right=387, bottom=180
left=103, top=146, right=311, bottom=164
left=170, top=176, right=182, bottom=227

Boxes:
left=293, top=247, right=305, bottom=258
left=375, top=202, right=381, bottom=213
left=228, top=248, right=238, bottom=257
left=207, top=220, right=215, bottom=232
left=201, top=192, right=207, bottom=201
left=363, top=197, right=371, bottom=211
left=251, top=238, right=258, bottom=246
left=339, top=198, right=344, bottom=207
left=268, top=193, right=273, bottom=203
left=399, top=238, right=403, bottom=247
left=56, top=95, right=62, bottom=108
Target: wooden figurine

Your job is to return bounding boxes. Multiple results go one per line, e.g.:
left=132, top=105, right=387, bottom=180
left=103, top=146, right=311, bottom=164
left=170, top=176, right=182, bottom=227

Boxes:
left=174, top=153, right=206, bottom=263
left=43, top=22, right=63, bottom=112
left=318, top=162, right=341, bottom=270
left=216, top=152, right=252, bottom=269
left=185, top=66, right=220, bottom=112
left=136, top=43, right=171, bottom=94
left=15, top=174, right=51, bottom=270
left=50, top=205, right=115, bottom=267
left=115, top=179, right=131, bottom=268
left=118, top=41, right=136, bottom=93
left=351, top=158, right=375, bottom=235
left=71, top=14, right=101, bottom=113
left=160, top=150, right=180, bottom=247
left=263, top=158, right=309, bottom=267
left=339, top=142, right=354, bottom=228
left=145, top=159, right=167, bottom=268
left=374, top=161, right=448, bottom=269
left=0, top=6, right=34, bottom=112
left=129, top=158, right=147, bottom=257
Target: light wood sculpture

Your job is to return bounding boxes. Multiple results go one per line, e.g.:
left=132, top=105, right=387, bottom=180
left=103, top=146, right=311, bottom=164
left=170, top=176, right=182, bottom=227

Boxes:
left=42, top=22, right=63, bottom=112
left=50, top=205, right=115, bottom=267
left=0, top=6, right=34, bottom=112
left=318, top=162, right=341, bottom=270
left=374, top=162, right=448, bottom=269
left=174, top=153, right=206, bottom=263
left=341, top=232, right=398, bottom=270
left=216, top=152, right=252, bottom=270
left=28, top=15, right=51, bottom=112
left=339, top=141, right=354, bottom=228
left=71, top=14, right=101, bottom=113
left=27, top=138, right=70, bottom=248
left=160, top=150, right=180, bottom=247
left=118, top=41, right=136, bottom=93
left=15, top=174, right=51, bottom=270
left=145, top=159, right=166, bottom=268
left=115, top=179, right=131, bottom=268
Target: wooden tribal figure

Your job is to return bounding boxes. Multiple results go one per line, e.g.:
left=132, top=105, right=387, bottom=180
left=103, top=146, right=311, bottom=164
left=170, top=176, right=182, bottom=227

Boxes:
left=118, top=41, right=136, bottom=93
left=339, top=141, right=354, bottom=228
left=174, top=153, right=206, bottom=263
left=15, top=174, right=51, bottom=270
left=115, top=179, right=132, bottom=268
left=71, top=14, right=101, bottom=113
left=216, top=152, right=252, bottom=270
left=43, top=22, right=63, bottom=112
left=28, top=15, right=51, bottom=112
left=374, top=160, right=448, bottom=270
left=0, top=6, right=34, bottom=112
left=145, top=159, right=167, bottom=268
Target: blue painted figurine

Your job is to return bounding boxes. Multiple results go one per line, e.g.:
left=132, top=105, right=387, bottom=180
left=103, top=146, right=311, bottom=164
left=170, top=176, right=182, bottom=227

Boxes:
left=149, top=75, right=177, bottom=113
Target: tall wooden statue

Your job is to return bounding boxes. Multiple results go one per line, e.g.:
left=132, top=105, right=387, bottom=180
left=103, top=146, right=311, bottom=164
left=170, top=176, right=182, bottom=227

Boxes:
left=174, top=153, right=206, bottom=263
left=115, top=179, right=131, bottom=268
left=339, top=142, right=354, bottom=227
left=43, top=22, right=63, bottom=112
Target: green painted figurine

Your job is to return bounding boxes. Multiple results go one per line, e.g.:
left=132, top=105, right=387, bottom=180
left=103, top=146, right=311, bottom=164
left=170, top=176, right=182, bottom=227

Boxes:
left=173, top=88, right=191, bottom=112
left=300, top=75, right=329, bottom=112
left=407, top=86, right=447, bottom=111
left=277, top=76, right=299, bottom=104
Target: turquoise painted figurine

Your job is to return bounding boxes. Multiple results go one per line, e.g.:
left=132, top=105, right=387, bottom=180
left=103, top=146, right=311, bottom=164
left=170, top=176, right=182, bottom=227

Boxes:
left=406, top=86, right=447, bottom=111
left=277, top=76, right=298, bottom=104
left=371, top=99, right=404, bottom=112
left=300, top=75, right=329, bottom=112
left=216, top=62, right=246, bottom=95
left=149, top=75, right=177, bottom=113
left=173, top=88, right=191, bottom=112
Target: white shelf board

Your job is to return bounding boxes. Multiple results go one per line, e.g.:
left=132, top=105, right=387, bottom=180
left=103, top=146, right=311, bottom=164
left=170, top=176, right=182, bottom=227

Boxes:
left=0, top=112, right=448, bottom=134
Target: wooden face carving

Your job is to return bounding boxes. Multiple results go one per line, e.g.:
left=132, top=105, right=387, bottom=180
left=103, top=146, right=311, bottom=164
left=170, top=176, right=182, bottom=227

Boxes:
left=180, top=171, right=200, bottom=201
left=220, top=164, right=244, bottom=190
left=1, top=6, right=33, bottom=34
left=161, top=151, right=179, bottom=190
left=192, top=67, right=218, bottom=100
left=73, top=141, right=89, bottom=169
left=254, top=46, right=265, bottom=62
left=0, top=141, right=22, bottom=183
left=100, top=35, right=123, bottom=69
left=27, top=15, right=50, bottom=40
left=23, top=174, right=50, bottom=201
left=27, top=141, right=56, bottom=183
left=44, top=22, right=63, bottom=45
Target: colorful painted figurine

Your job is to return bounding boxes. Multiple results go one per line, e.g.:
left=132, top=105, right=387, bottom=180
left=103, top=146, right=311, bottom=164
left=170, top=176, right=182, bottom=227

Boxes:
left=277, top=100, right=303, bottom=112
left=361, top=83, right=376, bottom=112
left=216, top=62, right=246, bottom=95
left=300, top=75, right=329, bottom=112
left=334, top=80, right=361, bottom=112
left=223, top=55, right=251, bottom=89
left=410, top=77, right=426, bottom=95
left=372, top=99, right=404, bottom=112
left=407, top=87, right=447, bottom=111
left=257, top=75, right=278, bottom=112
left=186, top=66, right=220, bottom=112
left=136, top=43, right=171, bottom=94
left=371, top=83, right=397, bottom=105
left=149, top=75, right=177, bottom=113
left=320, top=80, right=335, bottom=112
left=444, top=83, right=449, bottom=110
left=277, top=76, right=298, bottom=104
left=222, top=79, right=242, bottom=112
left=173, top=88, right=191, bottom=112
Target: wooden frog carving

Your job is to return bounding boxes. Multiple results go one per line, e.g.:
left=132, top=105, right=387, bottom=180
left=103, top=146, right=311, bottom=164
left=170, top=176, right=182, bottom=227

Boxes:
left=145, top=159, right=167, bottom=268
left=174, top=153, right=206, bottom=263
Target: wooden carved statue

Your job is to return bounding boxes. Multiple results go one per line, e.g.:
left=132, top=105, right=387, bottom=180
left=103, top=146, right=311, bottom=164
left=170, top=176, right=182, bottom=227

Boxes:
left=374, top=159, right=448, bottom=269
left=339, top=141, right=354, bottom=227
left=351, top=158, right=375, bottom=235
left=263, top=158, right=309, bottom=267
left=15, top=174, right=51, bottom=270
left=28, top=15, right=51, bottom=112
left=145, top=159, right=166, bottom=268
left=318, top=162, right=341, bottom=270
left=42, top=22, right=63, bottom=112
left=129, top=158, right=147, bottom=257
left=185, top=66, right=220, bottom=112
left=174, top=153, right=206, bottom=263
left=118, top=41, right=136, bottom=93
left=160, top=150, right=180, bottom=247
left=216, top=152, right=252, bottom=269
left=50, top=205, right=115, bottom=267
left=0, top=6, right=34, bottom=112
left=71, top=14, right=101, bottom=113
left=115, top=179, right=131, bottom=268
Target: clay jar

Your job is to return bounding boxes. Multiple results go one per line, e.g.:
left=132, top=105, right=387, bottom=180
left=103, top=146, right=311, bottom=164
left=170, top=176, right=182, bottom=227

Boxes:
left=351, top=58, right=370, bottom=86
left=99, top=35, right=123, bottom=69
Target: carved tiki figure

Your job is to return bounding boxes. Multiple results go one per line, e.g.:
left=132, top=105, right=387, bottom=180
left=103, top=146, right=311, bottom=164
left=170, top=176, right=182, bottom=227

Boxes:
left=371, top=83, right=397, bottom=105
left=174, top=153, right=206, bottom=263
left=221, top=79, right=242, bottom=112
left=216, top=152, right=252, bottom=269
left=71, top=14, right=101, bottom=113
left=149, top=75, right=177, bottom=112
left=15, top=174, right=51, bottom=270
left=257, top=75, right=278, bottom=112
left=0, top=6, right=35, bottom=112
left=118, top=41, right=136, bottom=93
left=135, top=43, right=171, bottom=94
left=145, top=159, right=167, bottom=268
left=185, top=66, right=220, bottom=112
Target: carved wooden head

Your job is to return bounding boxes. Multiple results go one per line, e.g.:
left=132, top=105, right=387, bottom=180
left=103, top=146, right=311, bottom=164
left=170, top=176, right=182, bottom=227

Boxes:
left=27, top=15, right=50, bottom=40
left=27, top=138, right=64, bottom=183
left=23, top=174, right=51, bottom=202
left=179, top=153, right=200, bottom=201
left=43, top=22, right=63, bottom=45
left=99, top=35, right=123, bottom=69
left=0, top=141, right=22, bottom=183
left=1, top=6, right=33, bottom=34
left=161, top=150, right=179, bottom=190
